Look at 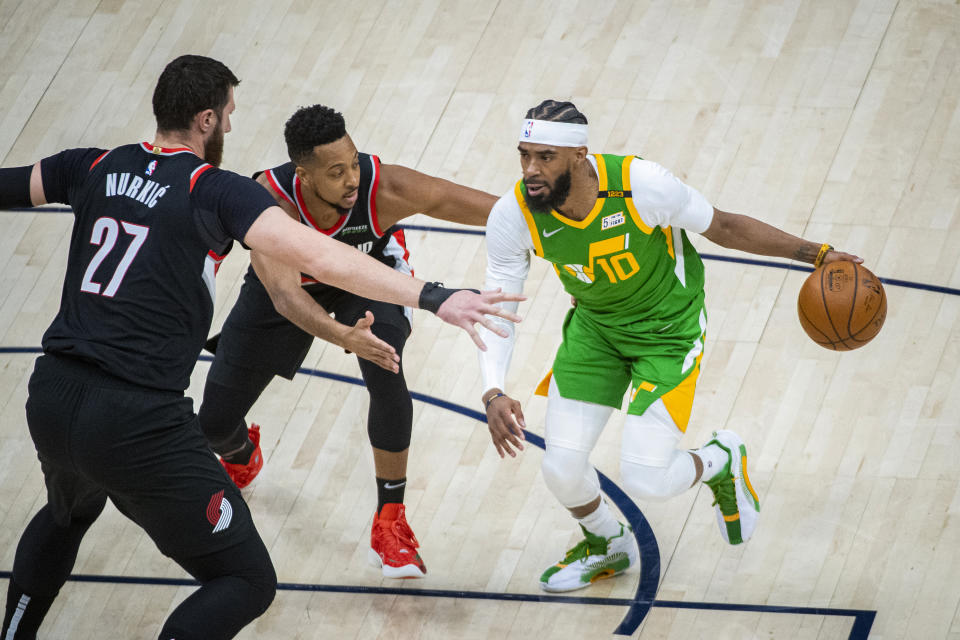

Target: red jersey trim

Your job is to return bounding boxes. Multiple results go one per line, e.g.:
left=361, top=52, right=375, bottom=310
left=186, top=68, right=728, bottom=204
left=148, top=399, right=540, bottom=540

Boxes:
left=264, top=169, right=294, bottom=205
left=368, top=155, right=384, bottom=237
left=294, top=176, right=348, bottom=236
left=89, top=150, right=111, bottom=171
left=392, top=228, right=410, bottom=266
left=207, top=249, right=227, bottom=276
left=140, top=142, right=197, bottom=156
left=190, top=164, right=214, bottom=192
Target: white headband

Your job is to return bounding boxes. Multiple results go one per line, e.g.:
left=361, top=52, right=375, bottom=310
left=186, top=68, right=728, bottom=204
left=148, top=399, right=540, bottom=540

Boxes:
left=519, top=118, right=588, bottom=147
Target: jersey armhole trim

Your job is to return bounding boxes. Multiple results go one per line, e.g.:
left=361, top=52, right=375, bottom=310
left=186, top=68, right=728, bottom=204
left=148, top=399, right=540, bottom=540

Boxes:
left=265, top=168, right=295, bottom=205
left=368, top=155, right=384, bottom=237
left=89, top=150, right=112, bottom=171
left=621, top=155, right=655, bottom=235
left=514, top=181, right=544, bottom=257
left=189, top=164, right=214, bottom=192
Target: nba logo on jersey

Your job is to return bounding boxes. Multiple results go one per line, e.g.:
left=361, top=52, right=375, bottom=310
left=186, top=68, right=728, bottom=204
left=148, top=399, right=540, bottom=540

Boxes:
left=145, top=160, right=157, bottom=176
left=602, top=212, right=625, bottom=230
left=523, top=120, right=534, bottom=138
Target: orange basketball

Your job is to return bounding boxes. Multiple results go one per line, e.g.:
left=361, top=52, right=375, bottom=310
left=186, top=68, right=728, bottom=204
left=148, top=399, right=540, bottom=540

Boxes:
left=797, top=261, right=886, bottom=351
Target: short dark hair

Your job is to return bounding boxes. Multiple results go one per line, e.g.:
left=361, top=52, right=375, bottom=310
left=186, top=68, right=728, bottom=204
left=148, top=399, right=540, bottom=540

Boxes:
left=283, top=105, right=348, bottom=165
left=525, top=99, right=588, bottom=124
left=152, top=55, right=239, bottom=133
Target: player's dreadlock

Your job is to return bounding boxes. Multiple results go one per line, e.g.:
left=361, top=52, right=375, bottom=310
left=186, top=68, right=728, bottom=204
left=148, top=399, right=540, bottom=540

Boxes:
left=524, top=99, right=588, bottom=124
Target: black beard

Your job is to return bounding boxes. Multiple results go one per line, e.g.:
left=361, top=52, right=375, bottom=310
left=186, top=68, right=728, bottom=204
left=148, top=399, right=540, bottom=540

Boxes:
left=308, top=186, right=353, bottom=216
left=204, top=122, right=224, bottom=167
left=524, top=169, right=572, bottom=214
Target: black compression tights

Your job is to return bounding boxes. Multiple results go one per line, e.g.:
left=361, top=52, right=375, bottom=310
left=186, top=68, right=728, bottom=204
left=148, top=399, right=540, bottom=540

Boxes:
left=2, top=498, right=106, bottom=639
left=1, top=501, right=275, bottom=640
left=158, top=533, right=277, bottom=640
left=199, top=372, right=273, bottom=459
left=358, top=322, right=413, bottom=453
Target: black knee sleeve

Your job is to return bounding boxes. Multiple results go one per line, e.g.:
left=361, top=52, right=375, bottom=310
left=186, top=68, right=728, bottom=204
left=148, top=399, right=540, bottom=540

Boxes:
left=160, top=532, right=277, bottom=640
left=358, top=323, right=413, bottom=452
left=198, top=375, right=272, bottom=454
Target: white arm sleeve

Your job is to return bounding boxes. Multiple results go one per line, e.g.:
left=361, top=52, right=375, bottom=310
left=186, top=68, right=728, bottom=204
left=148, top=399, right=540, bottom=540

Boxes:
left=478, top=194, right=534, bottom=393
left=629, top=159, right=714, bottom=233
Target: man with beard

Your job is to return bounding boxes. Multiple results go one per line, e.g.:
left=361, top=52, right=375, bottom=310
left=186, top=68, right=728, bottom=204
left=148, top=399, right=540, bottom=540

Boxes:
left=198, top=104, right=498, bottom=579
left=0, top=55, right=521, bottom=639
left=477, top=99, right=861, bottom=593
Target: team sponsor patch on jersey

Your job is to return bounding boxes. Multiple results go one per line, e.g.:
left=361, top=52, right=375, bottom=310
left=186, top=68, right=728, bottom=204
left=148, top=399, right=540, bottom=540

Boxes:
left=602, top=212, right=625, bottom=230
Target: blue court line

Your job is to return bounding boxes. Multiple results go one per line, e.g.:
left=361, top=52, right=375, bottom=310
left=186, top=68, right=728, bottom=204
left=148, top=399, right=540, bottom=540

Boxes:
left=0, top=348, right=875, bottom=638
left=0, top=569, right=877, bottom=637
left=6, top=208, right=959, bottom=297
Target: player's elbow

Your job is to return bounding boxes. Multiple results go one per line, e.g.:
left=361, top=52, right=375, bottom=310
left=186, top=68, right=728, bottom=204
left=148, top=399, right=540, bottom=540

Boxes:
left=265, top=286, right=297, bottom=319
left=702, top=209, right=739, bottom=248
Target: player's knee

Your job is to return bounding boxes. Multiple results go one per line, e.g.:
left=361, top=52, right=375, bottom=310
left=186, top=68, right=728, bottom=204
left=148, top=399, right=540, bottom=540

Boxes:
left=360, top=327, right=413, bottom=452
left=245, top=560, right=277, bottom=617
left=540, top=447, right=597, bottom=507
left=620, top=459, right=674, bottom=502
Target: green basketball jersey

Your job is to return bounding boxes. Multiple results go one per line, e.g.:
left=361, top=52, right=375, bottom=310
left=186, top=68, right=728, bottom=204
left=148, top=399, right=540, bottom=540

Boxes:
left=514, top=153, right=706, bottom=334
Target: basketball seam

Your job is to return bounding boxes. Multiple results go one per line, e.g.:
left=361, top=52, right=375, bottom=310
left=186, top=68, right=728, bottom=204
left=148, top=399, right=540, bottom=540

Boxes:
left=819, top=266, right=853, bottom=350
left=798, top=305, right=835, bottom=345
left=846, top=262, right=859, bottom=341
left=851, top=277, right=887, bottom=340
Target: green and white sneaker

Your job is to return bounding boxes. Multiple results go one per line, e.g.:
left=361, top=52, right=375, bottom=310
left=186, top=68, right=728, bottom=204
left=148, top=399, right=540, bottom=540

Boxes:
left=703, top=430, right=760, bottom=544
left=539, top=523, right=638, bottom=592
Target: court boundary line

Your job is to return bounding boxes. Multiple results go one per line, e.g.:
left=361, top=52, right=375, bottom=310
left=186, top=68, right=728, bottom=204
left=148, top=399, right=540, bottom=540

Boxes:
left=0, top=350, right=876, bottom=638
left=0, top=570, right=877, bottom=639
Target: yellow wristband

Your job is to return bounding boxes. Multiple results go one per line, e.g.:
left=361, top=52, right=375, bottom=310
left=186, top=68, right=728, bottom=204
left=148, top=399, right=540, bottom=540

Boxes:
left=814, top=243, right=833, bottom=268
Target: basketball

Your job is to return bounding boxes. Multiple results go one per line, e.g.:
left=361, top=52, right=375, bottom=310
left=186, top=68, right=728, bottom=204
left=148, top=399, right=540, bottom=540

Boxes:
left=797, top=261, right=886, bottom=351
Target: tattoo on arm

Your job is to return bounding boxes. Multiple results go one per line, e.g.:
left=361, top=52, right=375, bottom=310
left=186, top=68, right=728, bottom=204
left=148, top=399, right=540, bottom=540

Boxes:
left=793, top=244, right=818, bottom=264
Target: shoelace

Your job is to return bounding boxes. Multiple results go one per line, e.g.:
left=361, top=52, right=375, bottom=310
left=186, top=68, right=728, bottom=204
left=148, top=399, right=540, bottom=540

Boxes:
left=562, top=534, right=607, bottom=563
left=374, top=515, right=419, bottom=551
left=710, top=476, right=737, bottom=513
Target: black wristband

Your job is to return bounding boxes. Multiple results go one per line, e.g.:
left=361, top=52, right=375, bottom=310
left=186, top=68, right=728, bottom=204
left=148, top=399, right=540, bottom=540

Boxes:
left=418, top=282, right=480, bottom=314
left=0, top=165, right=35, bottom=209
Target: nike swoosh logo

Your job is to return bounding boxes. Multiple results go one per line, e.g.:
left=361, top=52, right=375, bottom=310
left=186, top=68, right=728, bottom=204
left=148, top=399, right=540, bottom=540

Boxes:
left=542, top=227, right=564, bottom=237
left=383, top=481, right=406, bottom=490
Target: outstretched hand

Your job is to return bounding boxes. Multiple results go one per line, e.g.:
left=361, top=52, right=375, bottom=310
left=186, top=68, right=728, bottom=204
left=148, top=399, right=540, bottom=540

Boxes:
left=342, top=311, right=400, bottom=373
left=435, top=288, right=525, bottom=350
left=483, top=390, right=526, bottom=458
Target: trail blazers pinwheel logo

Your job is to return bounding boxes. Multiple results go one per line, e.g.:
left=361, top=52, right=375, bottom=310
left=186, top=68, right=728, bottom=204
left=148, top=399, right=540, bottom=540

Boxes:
left=206, top=489, right=232, bottom=533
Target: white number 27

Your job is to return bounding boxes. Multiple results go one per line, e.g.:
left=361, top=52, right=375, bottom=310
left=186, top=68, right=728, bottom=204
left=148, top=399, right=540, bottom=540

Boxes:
left=80, top=217, right=150, bottom=297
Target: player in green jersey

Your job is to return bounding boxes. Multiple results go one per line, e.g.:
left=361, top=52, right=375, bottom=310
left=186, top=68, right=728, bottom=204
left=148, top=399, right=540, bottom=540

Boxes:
left=477, top=100, right=861, bottom=593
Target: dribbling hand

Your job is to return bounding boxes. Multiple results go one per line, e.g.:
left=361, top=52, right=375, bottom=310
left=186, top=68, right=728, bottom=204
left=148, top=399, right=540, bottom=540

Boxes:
left=820, top=249, right=863, bottom=265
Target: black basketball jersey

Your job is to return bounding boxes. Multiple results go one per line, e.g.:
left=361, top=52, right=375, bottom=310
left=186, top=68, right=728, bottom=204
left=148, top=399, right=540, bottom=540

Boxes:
left=39, top=142, right=276, bottom=391
left=258, top=154, right=412, bottom=292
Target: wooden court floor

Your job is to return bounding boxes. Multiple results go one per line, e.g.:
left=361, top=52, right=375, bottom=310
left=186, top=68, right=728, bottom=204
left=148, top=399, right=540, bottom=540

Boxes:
left=1, top=0, right=959, bottom=638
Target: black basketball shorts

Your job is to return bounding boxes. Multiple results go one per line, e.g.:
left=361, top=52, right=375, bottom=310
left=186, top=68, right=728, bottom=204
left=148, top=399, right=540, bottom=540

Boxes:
left=26, top=354, right=254, bottom=559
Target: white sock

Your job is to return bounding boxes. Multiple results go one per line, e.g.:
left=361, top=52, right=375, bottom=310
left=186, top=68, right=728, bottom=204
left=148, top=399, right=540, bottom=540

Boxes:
left=694, top=443, right=729, bottom=481
left=576, top=500, right=622, bottom=538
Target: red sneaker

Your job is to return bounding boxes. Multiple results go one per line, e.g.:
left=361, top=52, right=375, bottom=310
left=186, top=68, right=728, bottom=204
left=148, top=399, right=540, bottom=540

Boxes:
left=220, top=424, right=263, bottom=489
left=368, top=503, right=427, bottom=578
